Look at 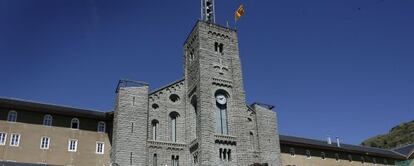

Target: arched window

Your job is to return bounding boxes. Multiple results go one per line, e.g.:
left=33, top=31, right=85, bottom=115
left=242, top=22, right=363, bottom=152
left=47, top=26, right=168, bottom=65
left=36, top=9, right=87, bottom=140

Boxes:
left=215, top=90, right=229, bottom=135
left=249, top=132, right=255, bottom=150
left=169, top=94, right=180, bottom=103
left=191, top=95, right=198, bottom=140
left=348, top=154, right=353, bottom=162
left=151, top=120, right=159, bottom=140
left=306, top=150, right=311, bottom=159
left=289, top=147, right=295, bottom=157
left=171, top=155, right=179, bottom=166
left=169, top=112, right=180, bottom=142
left=152, top=103, right=159, bottom=110
left=7, top=111, right=17, bottom=122
left=335, top=153, right=340, bottom=162
left=153, top=154, right=157, bottom=166
left=43, top=114, right=53, bottom=126
left=227, top=149, right=231, bottom=161
left=97, top=121, right=106, bottom=132
left=71, top=118, right=79, bottom=129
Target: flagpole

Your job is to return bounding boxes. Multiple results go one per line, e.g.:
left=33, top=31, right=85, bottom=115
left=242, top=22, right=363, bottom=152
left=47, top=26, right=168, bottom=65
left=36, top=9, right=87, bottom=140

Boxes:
left=234, top=19, right=237, bottom=30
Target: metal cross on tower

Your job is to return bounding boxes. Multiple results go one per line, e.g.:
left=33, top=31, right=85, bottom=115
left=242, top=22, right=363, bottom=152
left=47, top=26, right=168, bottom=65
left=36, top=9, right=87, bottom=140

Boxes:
left=201, top=0, right=215, bottom=23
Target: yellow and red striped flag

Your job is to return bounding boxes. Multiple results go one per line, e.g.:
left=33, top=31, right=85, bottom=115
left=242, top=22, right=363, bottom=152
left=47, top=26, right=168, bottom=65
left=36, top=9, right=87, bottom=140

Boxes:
left=234, top=4, right=245, bottom=21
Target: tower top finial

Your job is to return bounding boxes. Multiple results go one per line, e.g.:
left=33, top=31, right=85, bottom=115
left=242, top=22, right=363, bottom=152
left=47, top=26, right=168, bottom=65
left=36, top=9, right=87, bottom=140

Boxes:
left=201, top=0, right=215, bottom=23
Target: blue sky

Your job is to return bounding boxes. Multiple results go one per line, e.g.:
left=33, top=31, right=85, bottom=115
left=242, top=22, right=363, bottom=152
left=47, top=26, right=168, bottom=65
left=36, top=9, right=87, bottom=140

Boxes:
left=0, top=0, right=413, bottom=145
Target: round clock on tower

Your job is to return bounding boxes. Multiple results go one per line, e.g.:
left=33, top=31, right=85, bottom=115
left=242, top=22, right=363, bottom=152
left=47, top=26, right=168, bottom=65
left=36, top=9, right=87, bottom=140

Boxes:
left=216, top=94, right=227, bottom=105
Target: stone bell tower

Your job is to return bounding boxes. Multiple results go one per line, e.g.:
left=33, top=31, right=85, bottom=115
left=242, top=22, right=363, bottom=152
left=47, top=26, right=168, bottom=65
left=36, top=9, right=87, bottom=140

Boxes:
left=183, top=1, right=282, bottom=165
left=184, top=1, right=254, bottom=164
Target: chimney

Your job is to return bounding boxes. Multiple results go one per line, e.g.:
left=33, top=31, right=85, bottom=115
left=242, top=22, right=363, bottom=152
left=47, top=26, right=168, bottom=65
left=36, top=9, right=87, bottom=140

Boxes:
left=336, top=136, right=341, bottom=147
left=327, top=136, right=332, bottom=145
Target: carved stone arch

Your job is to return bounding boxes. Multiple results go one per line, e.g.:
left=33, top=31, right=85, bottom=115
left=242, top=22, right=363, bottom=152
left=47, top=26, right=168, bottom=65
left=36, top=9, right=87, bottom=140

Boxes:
left=169, top=111, right=180, bottom=118
left=214, top=89, right=230, bottom=99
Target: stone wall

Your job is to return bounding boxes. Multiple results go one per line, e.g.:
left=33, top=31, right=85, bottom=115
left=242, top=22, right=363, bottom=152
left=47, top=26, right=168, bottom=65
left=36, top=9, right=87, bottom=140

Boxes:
left=253, top=104, right=282, bottom=166
left=112, top=86, right=149, bottom=166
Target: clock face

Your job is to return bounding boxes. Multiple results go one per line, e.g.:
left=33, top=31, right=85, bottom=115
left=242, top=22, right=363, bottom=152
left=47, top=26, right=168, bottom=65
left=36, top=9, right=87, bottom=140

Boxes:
left=216, top=94, right=227, bottom=105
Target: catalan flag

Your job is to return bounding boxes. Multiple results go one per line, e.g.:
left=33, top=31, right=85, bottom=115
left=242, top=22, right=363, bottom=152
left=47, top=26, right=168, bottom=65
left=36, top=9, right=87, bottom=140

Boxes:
left=234, top=4, right=245, bottom=21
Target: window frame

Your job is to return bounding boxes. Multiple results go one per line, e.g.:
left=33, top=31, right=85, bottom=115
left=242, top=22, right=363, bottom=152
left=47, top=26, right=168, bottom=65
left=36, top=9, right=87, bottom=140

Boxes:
left=43, top=114, right=53, bottom=126
left=40, top=137, right=50, bottom=150
left=95, top=141, right=104, bottom=154
left=7, top=110, right=17, bottom=122
left=0, top=132, right=7, bottom=145
left=9, top=133, right=20, bottom=147
left=68, top=139, right=78, bottom=152
left=97, top=121, right=106, bottom=133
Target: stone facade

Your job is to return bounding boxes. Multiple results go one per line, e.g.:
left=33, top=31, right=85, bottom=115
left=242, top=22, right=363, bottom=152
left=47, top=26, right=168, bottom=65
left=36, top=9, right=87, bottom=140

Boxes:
left=0, top=19, right=412, bottom=166
left=111, top=21, right=282, bottom=166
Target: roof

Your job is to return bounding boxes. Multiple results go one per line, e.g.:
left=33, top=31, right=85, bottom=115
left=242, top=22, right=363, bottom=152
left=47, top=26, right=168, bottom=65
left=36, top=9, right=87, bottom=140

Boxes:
left=394, top=144, right=414, bottom=158
left=0, top=97, right=111, bottom=120
left=149, top=78, right=185, bottom=95
left=0, top=161, right=59, bottom=166
left=279, top=135, right=407, bottom=159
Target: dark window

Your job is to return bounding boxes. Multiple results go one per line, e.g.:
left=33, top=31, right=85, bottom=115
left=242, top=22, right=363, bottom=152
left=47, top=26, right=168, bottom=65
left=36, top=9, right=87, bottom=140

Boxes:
left=71, top=118, right=79, bottom=129
left=335, top=153, right=340, bottom=161
left=306, top=150, right=311, bottom=159
left=289, top=148, right=295, bottom=156
left=169, top=94, right=180, bottom=103
left=348, top=154, right=353, bottom=162
left=153, top=154, right=157, bottom=166
left=321, top=152, right=326, bottom=160
left=152, top=103, right=159, bottom=110
left=151, top=120, right=159, bottom=140
left=171, top=155, right=179, bottom=166
left=7, top=111, right=17, bottom=122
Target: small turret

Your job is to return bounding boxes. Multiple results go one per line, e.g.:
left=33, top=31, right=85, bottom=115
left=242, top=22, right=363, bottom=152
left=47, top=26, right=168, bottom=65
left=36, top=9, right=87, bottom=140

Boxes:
left=111, top=80, right=149, bottom=166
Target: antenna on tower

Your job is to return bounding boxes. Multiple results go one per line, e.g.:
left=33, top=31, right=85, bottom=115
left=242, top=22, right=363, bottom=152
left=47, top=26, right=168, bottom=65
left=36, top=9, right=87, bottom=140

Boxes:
left=201, top=0, right=215, bottom=23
